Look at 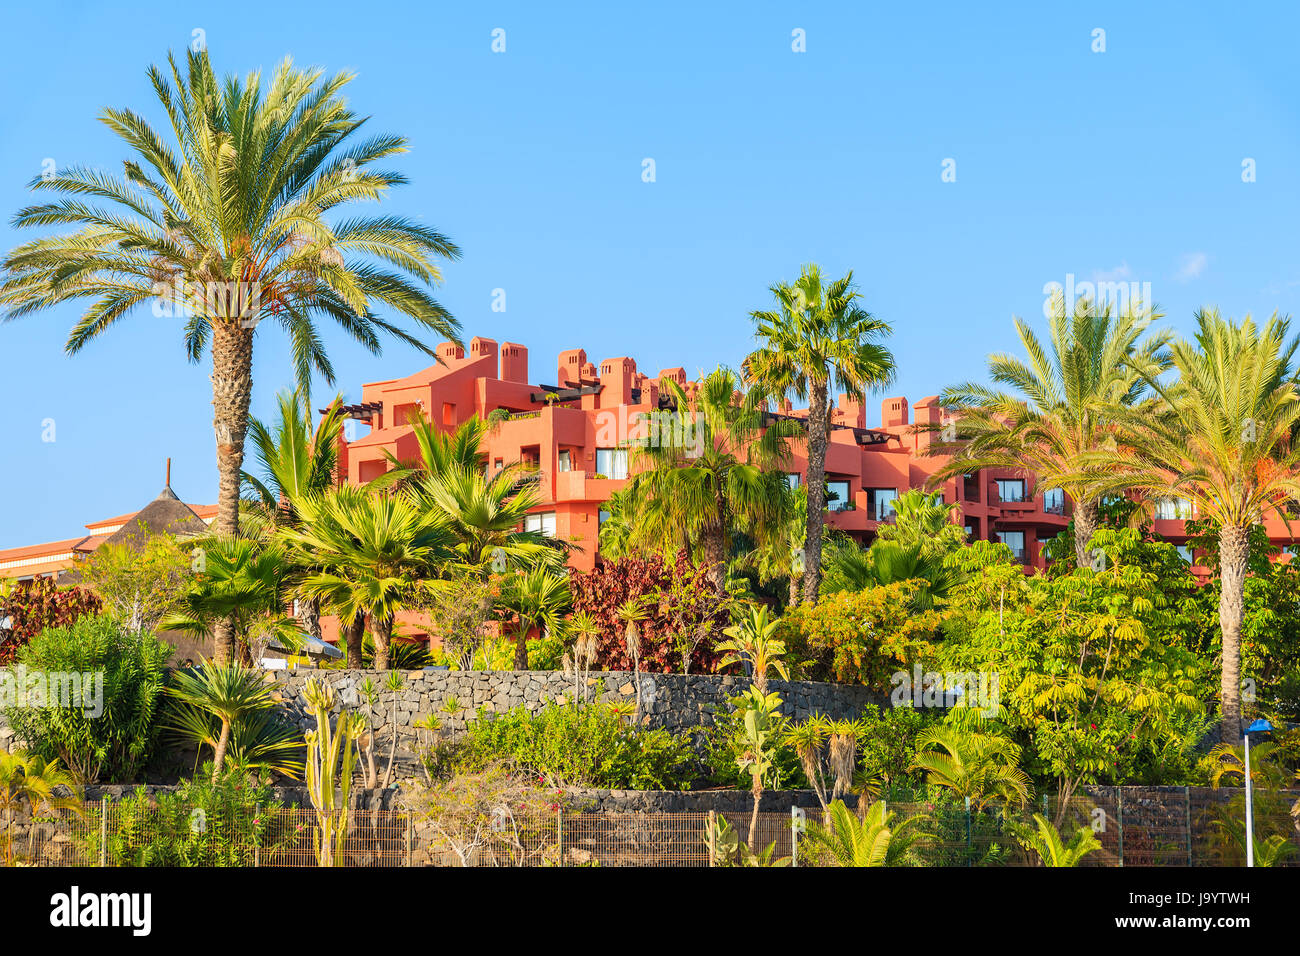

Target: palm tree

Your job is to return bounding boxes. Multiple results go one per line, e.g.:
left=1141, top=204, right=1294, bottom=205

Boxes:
left=1015, top=813, right=1102, bottom=867
left=1099, top=310, right=1300, bottom=741
left=165, top=660, right=283, bottom=783
left=745, top=264, right=896, bottom=604
left=0, top=50, right=461, bottom=663
left=717, top=605, right=789, bottom=697
left=933, top=294, right=1170, bottom=568
left=626, top=366, right=796, bottom=589
left=376, top=411, right=488, bottom=487
left=244, top=387, right=347, bottom=640
left=801, top=799, right=926, bottom=867
left=911, top=717, right=1031, bottom=811
left=498, top=568, right=573, bottom=670
left=280, top=485, right=455, bottom=668
left=615, top=596, right=652, bottom=721
left=0, top=749, right=84, bottom=866
left=160, top=536, right=299, bottom=665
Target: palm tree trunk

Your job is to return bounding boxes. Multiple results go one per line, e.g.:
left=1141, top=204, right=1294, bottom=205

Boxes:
left=210, top=321, right=255, bottom=665
left=1072, top=496, right=1101, bottom=569
left=787, top=574, right=801, bottom=609
left=297, top=596, right=323, bottom=642
left=513, top=622, right=529, bottom=670
left=802, top=381, right=830, bottom=605
left=345, top=613, right=366, bottom=669
left=373, top=614, right=393, bottom=670
left=212, top=719, right=231, bottom=784
left=1218, top=523, right=1249, bottom=743
left=701, top=523, right=727, bottom=591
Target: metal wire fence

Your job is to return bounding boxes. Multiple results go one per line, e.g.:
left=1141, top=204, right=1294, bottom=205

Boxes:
left=8, top=787, right=1298, bottom=867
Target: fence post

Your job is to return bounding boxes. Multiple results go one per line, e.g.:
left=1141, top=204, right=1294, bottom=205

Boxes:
left=557, top=808, right=563, bottom=866
left=254, top=803, right=260, bottom=868
left=965, top=797, right=973, bottom=866
left=1116, top=790, right=1124, bottom=867
left=99, top=797, right=108, bottom=867
left=706, top=810, right=716, bottom=867
left=1184, top=786, right=1193, bottom=867
left=790, top=806, right=805, bottom=868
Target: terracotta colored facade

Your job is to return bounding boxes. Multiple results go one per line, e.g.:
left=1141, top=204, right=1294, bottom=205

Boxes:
left=339, top=337, right=1089, bottom=573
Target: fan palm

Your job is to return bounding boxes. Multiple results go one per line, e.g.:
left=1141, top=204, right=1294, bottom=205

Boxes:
left=160, top=536, right=299, bottom=665
left=745, top=264, right=896, bottom=603
left=1096, top=310, right=1300, bottom=740
left=279, top=485, right=456, bottom=668
left=498, top=568, right=573, bottom=670
left=0, top=50, right=461, bottom=662
left=374, top=410, right=489, bottom=489
left=626, top=366, right=797, bottom=589
left=933, top=294, right=1171, bottom=568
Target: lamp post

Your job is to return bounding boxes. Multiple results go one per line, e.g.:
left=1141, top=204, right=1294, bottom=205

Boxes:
left=1243, top=718, right=1274, bottom=868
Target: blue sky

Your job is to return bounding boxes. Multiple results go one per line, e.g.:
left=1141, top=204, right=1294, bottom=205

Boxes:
left=2, top=1, right=1298, bottom=548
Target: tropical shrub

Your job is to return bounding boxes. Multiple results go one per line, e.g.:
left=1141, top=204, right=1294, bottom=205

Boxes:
left=456, top=702, right=696, bottom=790
left=0, top=747, right=84, bottom=865
left=777, top=580, right=943, bottom=688
left=569, top=551, right=730, bottom=672
left=76, top=534, right=192, bottom=634
left=801, top=799, right=928, bottom=867
left=1013, top=813, right=1103, bottom=867
left=4, top=615, right=170, bottom=783
left=0, top=578, right=101, bottom=665
left=77, top=769, right=292, bottom=867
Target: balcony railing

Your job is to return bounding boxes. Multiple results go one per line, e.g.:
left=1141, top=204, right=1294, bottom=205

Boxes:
left=1043, top=499, right=1067, bottom=516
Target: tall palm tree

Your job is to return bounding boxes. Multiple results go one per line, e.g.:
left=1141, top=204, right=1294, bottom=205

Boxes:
left=933, top=294, right=1170, bottom=568
left=0, top=50, right=461, bottom=662
left=1098, top=309, right=1300, bottom=741
left=745, top=264, right=896, bottom=604
left=243, top=387, right=347, bottom=640
left=498, top=568, right=572, bottom=670
left=626, top=367, right=796, bottom=589
left=279, top=485, right=455, bottom=668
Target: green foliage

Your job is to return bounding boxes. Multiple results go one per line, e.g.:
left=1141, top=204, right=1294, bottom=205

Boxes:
left=5, top=615, right=171, bottom=783
left=303, top=678, right=364, bottom=866
left=802, top=799, right=928, bottom=867
left=77, top=769, right=293, bottom=867
left=855, top=706, right=932, bottom=798
left=1013, top=812, right=1103, bottom=867
left=702, top=812, right=790, bottom=867
left=77, top=533, right=193, bottom=634
left=456, top=702, right=696, bottom=790
left=911, top=710, right=1032, bottom=811
left=778, top=580, right=942, bottom=688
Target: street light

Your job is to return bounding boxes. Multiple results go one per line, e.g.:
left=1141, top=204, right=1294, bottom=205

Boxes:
left=1243, top=718, right=1274, bottom=868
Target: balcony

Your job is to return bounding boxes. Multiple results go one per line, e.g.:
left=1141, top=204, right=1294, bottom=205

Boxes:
left=553, top=469, right=625, bottom=503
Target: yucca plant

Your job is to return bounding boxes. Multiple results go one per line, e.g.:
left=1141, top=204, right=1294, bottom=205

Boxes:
left=0, top=50, right=460, bottom=661
left=165, top=659, right=286, bottom=783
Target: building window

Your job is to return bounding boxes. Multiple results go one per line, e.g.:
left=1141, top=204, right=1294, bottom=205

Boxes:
left=441, top=402, right=456, bottom=427
left=524, top=512, right=557, bottom=538
left=867, top=488, right=897, bottom=521
left=786, top=473, right=801, bottom=490
left=595, top=448, right=628, bottom=480
left=557, top=450, right=572, bottom=472
left=827, top=480, right=852, bottom=512
left=998, top=530, right=1026, bottom=561
left=1154, top=498, right=1193, bottom=520
left=1176, top=544, right=1194, bottom=564
left=997, top=479, right=1026, bottom=503
left=598, top=509, right=611, bottom=525
left=1043, top=487, right=1065, bottom=514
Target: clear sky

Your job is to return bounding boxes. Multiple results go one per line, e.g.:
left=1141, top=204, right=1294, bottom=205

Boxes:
left=2, top=1, right=1298, bottom=549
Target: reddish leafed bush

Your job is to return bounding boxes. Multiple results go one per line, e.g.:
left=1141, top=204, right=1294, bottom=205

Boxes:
left=0, top=577, right=102, bottom=664
left=569, top=551, right=731, bottom=673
